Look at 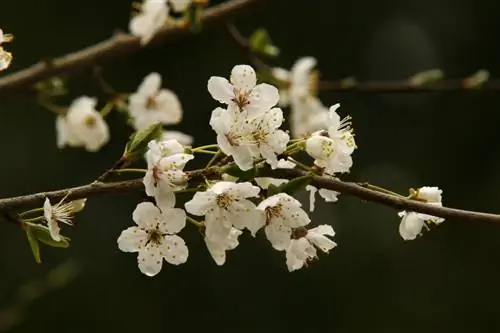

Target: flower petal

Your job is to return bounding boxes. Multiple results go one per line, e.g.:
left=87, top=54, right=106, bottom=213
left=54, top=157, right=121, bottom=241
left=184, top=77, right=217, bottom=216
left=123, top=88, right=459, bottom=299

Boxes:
left=138, top=72, right=162, bottom=96
left=230, top=65, right=256, bottom=91
left=138, top=244, right=163, bottom=277
left=132, top=202, right=161, bottom=229
left=117, top=227, right=147, bottom=252
left=207, top=77, right=234, bottom=104
left=159, top=207, right=186, bottom=234
left=162, top=235, right=189, bottom=265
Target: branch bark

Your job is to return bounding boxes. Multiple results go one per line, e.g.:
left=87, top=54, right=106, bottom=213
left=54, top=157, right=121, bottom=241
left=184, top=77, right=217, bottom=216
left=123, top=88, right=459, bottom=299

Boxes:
left=0, top=168, right=499, bottom=224
left=0, top=0, right=261, bottom=91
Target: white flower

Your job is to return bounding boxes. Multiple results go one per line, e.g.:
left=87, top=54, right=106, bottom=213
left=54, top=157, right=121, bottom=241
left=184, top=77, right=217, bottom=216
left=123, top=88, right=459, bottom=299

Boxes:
left=161, top=130, right=193, bottom=146
left=117, top=202, right=188, bottom=277
left=207, top=64, right=279, bottom=118
left=398, top=186, right=444, bottom=240
left=185, top=181, right=263, bottom=242
left=43, top=197, right=87, bottom=242
left=130, top=0, right=169, bottom=45
left=129, top=72, right=182, bottom=130
left=205, top=228, right=242, bottom=266
left=254, top=159, right=295, bottom=189
left=286, top=225, right=337, bottom=272
left=57, top=96, right=109, bottom=152
left=272, top=57, right=318, bottom=107
left=145, top=139, right=185, bottom=166
left=0, top=47, right=12, bottom=71
left=305, top=104, right=356, bottom=174
left=305, top=185, right=339, bottom=212
left=209, top=107, right=289, bottom=170
left=169, top=0, right=192, bottom=12
left=289, top=97, right=329, bottom=138
left=143, top=150, right=194, bottom=211
left=257, top=193, right=310, bottom=250
left=0, top=29, right=13, bottom=44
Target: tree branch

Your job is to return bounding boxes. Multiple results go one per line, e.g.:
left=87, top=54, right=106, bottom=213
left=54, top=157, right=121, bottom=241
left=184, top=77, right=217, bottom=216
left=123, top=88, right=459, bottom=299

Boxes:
left=0, top=167, right=499, bottom=224
left=0, top=0, right=261, bottom=91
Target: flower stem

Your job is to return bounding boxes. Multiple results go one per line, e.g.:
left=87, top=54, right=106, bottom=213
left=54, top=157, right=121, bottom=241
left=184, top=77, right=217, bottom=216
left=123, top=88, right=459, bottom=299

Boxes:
left=357, top=182, right=406, bottom=199
left=22, top=216, right=45, bottom=223
left=99, top=101, right=115, bottom=117
left=186, top=216, right=203, bottom=228
left=192, top=144, right=219, bottom=151
left=111, top=168, right=147, bottom=174
left=19, top=207, right=44, bottom=217
left=193, top=149, right=218, bottom=155
left=287, top=157, right=313, bottom=172
left=206, top=149, right=222, bottom=168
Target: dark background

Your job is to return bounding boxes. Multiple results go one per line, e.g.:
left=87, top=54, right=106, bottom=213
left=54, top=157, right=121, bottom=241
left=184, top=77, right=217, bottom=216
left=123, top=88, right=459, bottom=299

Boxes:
left=1, top=0, right=500, bottom=331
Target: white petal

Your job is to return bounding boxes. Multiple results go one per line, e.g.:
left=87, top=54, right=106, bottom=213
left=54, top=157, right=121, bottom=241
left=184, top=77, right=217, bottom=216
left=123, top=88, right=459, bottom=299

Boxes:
left=154, top=89, right=183, bottom=124
left=307, top=225, right=337, bottom=253
left=132, top=202, right=161, bottom=229
left=271, top=67, right=290, bottom=83
left=48, top=218, right=61, bottom=242
left=254, top=177, right=288, bottom=190
left=205, top=215, right=232, bottom=244
left=207, top=77, right=234, bottom=104
left=205, top=228, right=242, bottom=266
left=265, top=223, right=291, bottom=251
left=161, top=130, right=193, bottom=146
left=318, top=189, right=339, bottom=202
left=185, top=191, right=216, bottom=216
left=159, top=207, right=186, bottom=234
left=230, top=65, right=256, bottom=91
left=399, top=212, right=425, bottom=240
left=290, top=57, right=317, bottom=86
left=138, top=244, right=163, bottom=277
left=305, top=185, right=317, bottom=212
left=417, top=186, right=442, bottom=203
left=117, top=227, right=147, bottom=252
left=162, top=235, right=188, bottom=265
left=138, top=72, right=162, bottom=96
left=305, top=135, right=335, bottom=162
left=154, top=186, right=176, bottom=212
left=253, top=83, right=280, bottom=111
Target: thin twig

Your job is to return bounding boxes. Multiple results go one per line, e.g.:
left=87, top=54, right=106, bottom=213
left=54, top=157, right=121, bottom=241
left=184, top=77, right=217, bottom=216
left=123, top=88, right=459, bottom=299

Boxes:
left=0, top=167, right=499, bottom=224
left=226, top=24, right=498, bottom=93
left=0, top=0, right=262, bottom=91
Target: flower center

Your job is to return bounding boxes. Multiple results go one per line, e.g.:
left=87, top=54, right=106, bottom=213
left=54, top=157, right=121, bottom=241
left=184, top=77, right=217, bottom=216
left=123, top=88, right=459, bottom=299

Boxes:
left=265, top=204, right=282, bottom=223
left=216, top=193, right=233, bottom=209
left=147, top=227, right=163, bottom=245
left=84, top=115, right=97, bottom=127
left=321, top=140, right=334, bottom=158
left=146, top=95, right=159, bottom=110
left=232, top=89, right=251, bottom=110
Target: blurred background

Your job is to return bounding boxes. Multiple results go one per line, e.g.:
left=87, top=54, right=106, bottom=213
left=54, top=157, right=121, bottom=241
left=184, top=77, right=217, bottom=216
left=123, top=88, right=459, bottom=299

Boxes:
left=1, top=0, right=500, bottom=331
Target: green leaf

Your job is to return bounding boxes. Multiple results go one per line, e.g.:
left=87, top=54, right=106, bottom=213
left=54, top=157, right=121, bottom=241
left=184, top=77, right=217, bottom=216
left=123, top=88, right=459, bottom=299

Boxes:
left=124, top=122, right=163, bottom=160
left=25, top=224, right=41, bottom=264
left=249, top=28, right=280, bottom=57
left=223, top=165, right=257, bottom=182
left=34, top=77, right=68, bottom=97
left=267, top=184, right=281, bottom=197
left=26, top=223, right=70, bottom=248
left=272, top=175, right=313, bottom=196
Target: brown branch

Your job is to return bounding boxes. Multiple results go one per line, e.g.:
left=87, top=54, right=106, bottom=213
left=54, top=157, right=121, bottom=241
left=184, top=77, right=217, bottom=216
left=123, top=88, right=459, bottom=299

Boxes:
left=0, top=0, right=261, bottom=91
left=226, top=24, right=498, bottom=93
left=0, top=167, right=499, bottom=224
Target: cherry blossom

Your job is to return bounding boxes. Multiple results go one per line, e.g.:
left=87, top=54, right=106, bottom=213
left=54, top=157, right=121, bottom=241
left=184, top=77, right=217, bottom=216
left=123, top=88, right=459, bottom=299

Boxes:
left=43, top=197, right=87, bottom=242
left=207, top=64, right=279, bottom=118
left=56, top=96, right=110, bottom=152
left=286, top=225, right=337, bottom=272
left=205, top=228, right=242, bottom=266
left=118, top=202, right=188, bottom=277
left=130, top=0, right=168, bottom=45
left=257, top=193, right=310, bottom=250
left=185, top=181, right=262, bottom=243
left=129, top=72, right=183, bottom=130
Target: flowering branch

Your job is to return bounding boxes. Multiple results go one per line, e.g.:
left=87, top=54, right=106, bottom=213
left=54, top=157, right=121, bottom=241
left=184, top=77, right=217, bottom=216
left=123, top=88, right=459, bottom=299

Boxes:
left=1, top=167, right=499, bottom=224
left=0, top=0, right=261, bottom=91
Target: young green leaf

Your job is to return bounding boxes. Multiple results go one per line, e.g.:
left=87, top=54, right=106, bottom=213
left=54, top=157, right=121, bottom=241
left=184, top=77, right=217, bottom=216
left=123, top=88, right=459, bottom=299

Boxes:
left=249, top=28, right=280, bottom=57
left=124, top=122, right=163, bottom=160
left=25, top=224, right=41, bottom=264
left=26, top=223, right=70, bottom=248
left=270, top=175, right=313, bottom=196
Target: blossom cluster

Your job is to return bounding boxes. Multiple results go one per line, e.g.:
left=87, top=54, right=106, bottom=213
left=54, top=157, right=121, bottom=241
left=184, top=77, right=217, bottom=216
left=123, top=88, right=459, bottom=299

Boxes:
left=55, top=72, right=192, bottom=152
left=115, top=64, right=359, bottom=276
